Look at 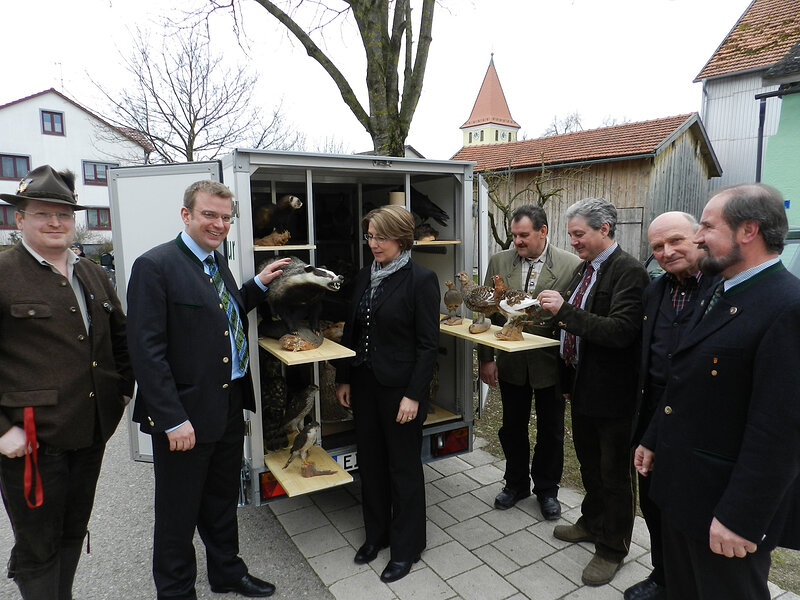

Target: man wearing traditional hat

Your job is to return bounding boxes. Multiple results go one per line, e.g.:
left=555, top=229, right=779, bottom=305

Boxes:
left=0, top=166, right=134, bottom=599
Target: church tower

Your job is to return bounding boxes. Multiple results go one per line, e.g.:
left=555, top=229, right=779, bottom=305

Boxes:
left=460, top=55, right=520, bottom=147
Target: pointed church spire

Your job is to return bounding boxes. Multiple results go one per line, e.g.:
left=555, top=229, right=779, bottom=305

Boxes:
left=461, top=56, right=519, bottom=129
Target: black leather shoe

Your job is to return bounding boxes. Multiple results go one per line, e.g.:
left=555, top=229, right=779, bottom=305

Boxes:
left=354, top=542, right=388, bottom=564
left=538, top=496, right=562, bottom=520
left=379, top=556, right=420, bottom=583
left=210, top=573, right=275, bottom=597
left=623, top=577, right=666, bottom=600
left=494, top=487, right=531, bottom=510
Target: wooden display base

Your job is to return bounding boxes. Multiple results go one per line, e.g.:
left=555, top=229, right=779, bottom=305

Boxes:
left=424, top=403, right=460, bottom=426
left=264, top=444, right=353, bottom=497
left=413, top=239, right=461, bottom=246
left=439, top=316, right=559, bottom=353
left=258, top=337, right=355, bottom=366
left=253, top=244, right=316, bottom=252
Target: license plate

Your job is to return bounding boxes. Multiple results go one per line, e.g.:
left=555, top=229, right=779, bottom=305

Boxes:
left=334, top=451, right=358, bottom=471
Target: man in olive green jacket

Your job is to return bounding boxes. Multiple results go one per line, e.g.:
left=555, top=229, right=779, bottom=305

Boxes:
left=478, top=205, right=581, bottom=518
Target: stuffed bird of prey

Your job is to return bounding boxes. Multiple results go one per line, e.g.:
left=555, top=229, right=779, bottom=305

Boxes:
left=408, top=187, right=450, bottom=227
left=283, top=421, right=320, bottom=469
left=282, top=384, right=318, bottom=434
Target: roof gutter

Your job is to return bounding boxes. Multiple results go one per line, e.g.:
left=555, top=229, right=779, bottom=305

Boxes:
left=476, top=152, right=656, bottom=174
left=755, top=86, right=800, bottom=182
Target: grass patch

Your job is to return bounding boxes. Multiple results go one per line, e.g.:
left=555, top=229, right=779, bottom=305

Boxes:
left=471, top=369, right=799, bottom=593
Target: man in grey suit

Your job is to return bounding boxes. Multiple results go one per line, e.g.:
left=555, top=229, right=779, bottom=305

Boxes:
left=478, top=205, right=581, bottom=519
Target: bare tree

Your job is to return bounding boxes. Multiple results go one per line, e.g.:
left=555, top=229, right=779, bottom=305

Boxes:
left=205, top=0, right=434, bottom=157
left=541, top=111, right=584, bottom=137
left=601, top=115, right=631, bottom=128
left=94, top=23, right=303, bottom=163
left=483, top=158, right=584, bottom=250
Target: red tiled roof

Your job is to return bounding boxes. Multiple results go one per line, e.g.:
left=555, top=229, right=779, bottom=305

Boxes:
left=461, top=57, right=520, bottom=129
left=0, top=88, right=154, bottom=152
left=694, top=0, right=800, bottom=81
left=451, top=114, right=698, bottom=172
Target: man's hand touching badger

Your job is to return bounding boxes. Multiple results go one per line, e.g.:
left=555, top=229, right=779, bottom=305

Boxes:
left=258, top=257, right=292, bottom=287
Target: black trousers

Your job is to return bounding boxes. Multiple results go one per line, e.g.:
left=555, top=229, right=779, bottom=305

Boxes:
left=571, top=411, right=635, bottom=562
left=637, top=471, right=664, bottom=584
left=661, top=518, right=771, bottom=600
left=351, top=366, right=426, bottom=562
left=0, top=440, right=105, bottom=581
left=497, top=380, right=564, bottom=498
left=151, top=380, right=248, bottom=600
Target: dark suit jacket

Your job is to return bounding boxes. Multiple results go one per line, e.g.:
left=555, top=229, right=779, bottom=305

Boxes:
left=0, top=244, right=133, bottom=448
left=631, top=272, right=719, bottom=443
left=554, top=245, right=650, bottom=418
left=127, top=235, right=266, bottom=442
left=336, top=260, right=440, bottom=412
left=642, top=263, right=800, bottom=550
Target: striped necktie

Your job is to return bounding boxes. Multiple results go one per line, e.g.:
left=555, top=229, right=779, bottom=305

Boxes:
left=204, top=256, right=249, bottom=373
left=563, top=264, right=595, bottom=366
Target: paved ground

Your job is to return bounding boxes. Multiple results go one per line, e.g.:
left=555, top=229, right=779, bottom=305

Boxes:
left=1, top=430, right=797, bottom=599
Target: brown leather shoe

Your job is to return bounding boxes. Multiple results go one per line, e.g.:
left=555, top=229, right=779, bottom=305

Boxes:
left=581, top=553, right=622, bottom=586
left=553, top=522, right=596, bottom=543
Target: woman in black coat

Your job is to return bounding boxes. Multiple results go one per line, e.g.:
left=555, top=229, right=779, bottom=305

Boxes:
left=336, top=204, right=440, bottom=583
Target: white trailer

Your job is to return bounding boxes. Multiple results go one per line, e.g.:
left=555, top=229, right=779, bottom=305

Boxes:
left=109, top=150, right=495, bottom=506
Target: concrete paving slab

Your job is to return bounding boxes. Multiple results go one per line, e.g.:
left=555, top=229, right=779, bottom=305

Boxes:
left=493, top=529, right=558, bottom=567
left=432, top=471, right=483, bottom=497
left=386, top=566, right=456, bottom=600
left=427, top=455, right=473, bottom=477
left=438, top=491, right=494, bottom=522
left=423, top=540, right=483, bottom=579
left=482, top=504, right=538, bottom=535
left=328, top=568, right=396, bottom=600
left=505, top=560, right=578, bottom=600
left=446, top=516, right=504, bottom=550
left=447, top=564, right=519, bottom=600
left=464, top=462, right=505, bottom=485
left=292, top=523, right=349, bottom=558
left=473, top=543, right=522, bottom=577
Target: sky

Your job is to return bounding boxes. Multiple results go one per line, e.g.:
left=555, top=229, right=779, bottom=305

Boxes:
left=0, top=0, right=754, bottom=160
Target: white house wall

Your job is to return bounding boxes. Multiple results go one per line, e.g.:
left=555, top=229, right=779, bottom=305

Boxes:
left=0, top=91, right=146, bottom=245
left=700, top=72, right=780, bottom=190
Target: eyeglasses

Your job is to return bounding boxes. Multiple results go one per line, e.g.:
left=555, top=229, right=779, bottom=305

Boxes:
left=18, top=210, right=75, bottom=222
left=363, top=233, right=392, bottom=244
left=190, top=209, right=235, bottom=224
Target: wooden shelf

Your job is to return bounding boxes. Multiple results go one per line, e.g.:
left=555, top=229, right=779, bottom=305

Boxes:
left=424, top=403, right=460, bottom=426
left=439, top=315, right=559, bottom=353
left=253, top=244, right=316, bottom=251
left=413, top=239, right=461, bottom=246
left=258, top=337, right=355, bottom=366
left=264, top=444, right=352, bottom=497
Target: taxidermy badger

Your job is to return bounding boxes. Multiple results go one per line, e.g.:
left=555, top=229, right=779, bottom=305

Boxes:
left=253, top=195, right=303, bottom=237
left=262, top=256, right=344, bottom=335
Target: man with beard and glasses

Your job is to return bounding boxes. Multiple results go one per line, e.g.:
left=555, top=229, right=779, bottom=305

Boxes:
left=635, top=184, right=800, bottom=600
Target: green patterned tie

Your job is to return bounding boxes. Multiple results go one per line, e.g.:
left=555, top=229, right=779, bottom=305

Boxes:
left=703, top=282, right=724, bottom=317
left=204, top=257, right=249, bottom=373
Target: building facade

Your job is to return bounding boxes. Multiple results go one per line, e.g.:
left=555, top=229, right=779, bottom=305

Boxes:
left=0, top=89, right=150, bottom=248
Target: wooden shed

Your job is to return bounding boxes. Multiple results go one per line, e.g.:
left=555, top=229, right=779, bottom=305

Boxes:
left=452, top=113, right=721, bottom=260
